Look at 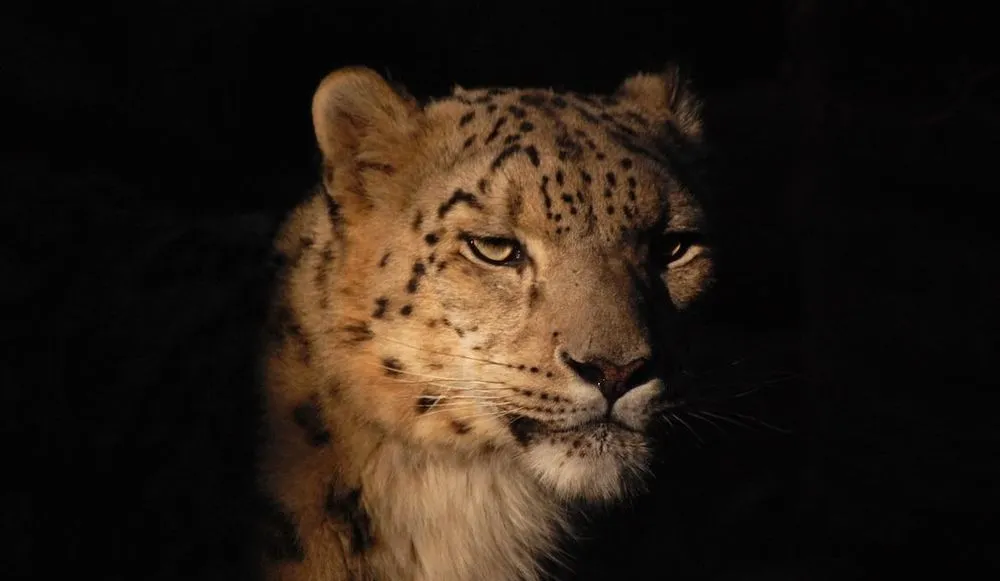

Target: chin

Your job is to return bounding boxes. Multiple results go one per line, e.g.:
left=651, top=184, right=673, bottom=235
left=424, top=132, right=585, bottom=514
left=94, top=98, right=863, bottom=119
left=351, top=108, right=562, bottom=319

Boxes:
left=521, top=423, right=652, bottom=503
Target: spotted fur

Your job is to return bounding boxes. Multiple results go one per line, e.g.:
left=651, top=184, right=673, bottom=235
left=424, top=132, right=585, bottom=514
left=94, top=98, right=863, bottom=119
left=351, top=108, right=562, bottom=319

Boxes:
left=259, top=65, right=714, bottom=581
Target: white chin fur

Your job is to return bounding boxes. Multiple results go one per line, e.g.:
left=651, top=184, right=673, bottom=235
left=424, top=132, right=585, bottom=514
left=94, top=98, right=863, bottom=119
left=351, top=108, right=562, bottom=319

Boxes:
left=520, top=427, right=650, bottom=502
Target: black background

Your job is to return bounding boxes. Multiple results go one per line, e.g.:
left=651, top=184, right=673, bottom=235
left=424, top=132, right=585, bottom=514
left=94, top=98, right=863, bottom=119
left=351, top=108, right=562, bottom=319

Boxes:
left=4, top=1, right=998, bottom=579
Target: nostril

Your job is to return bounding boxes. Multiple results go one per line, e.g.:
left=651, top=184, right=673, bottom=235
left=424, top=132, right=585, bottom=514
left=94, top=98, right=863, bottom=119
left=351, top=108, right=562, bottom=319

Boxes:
left=561, top=352, right=605, bottom=386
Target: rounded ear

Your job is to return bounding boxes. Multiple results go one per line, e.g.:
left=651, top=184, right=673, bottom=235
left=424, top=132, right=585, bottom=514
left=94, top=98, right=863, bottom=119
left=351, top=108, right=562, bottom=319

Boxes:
left=311, top=67, right=421, bottom=168
left=616, top=65, right=703, bottom=141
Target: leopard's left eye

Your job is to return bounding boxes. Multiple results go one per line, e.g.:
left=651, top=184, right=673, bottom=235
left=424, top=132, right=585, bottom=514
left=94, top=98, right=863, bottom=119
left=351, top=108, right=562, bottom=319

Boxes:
left=659, top=232, right=702, bottom=268
left=464, top=236, right=525, bottom=267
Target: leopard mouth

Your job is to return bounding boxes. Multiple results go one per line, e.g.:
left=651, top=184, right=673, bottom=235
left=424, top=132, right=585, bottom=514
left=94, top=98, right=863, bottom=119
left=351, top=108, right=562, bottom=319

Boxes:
left=507, top=413, right=643, bottom=445
left=549, top=417, right=640, bottom=435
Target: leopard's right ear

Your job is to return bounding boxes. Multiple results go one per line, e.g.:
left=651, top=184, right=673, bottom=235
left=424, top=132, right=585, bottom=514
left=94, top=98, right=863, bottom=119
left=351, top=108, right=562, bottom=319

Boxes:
left=311, top=67, right=422, bottom=209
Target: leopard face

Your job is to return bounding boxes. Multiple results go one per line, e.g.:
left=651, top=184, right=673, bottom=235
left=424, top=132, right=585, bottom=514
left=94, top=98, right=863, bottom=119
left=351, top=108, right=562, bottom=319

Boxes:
left=276, top=67, right=712, bottom=503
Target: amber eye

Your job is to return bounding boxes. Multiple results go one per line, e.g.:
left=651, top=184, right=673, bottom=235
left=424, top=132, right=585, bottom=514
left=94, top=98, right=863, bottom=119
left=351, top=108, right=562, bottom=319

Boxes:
left=465, top=236, right=525, bottom=266
left=661, top=232, right=700, bottom=267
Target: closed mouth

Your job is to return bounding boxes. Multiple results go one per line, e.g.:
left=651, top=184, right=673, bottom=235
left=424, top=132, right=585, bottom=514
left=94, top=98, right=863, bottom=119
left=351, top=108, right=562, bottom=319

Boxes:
left=550, top=417, right=641, bottom=435
left=507, top=413, right=642, bottom=445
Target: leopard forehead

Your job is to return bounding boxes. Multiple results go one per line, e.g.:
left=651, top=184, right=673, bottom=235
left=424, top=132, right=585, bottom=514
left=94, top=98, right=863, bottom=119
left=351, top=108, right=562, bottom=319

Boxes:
left=417, top=86, right=706, bottom=243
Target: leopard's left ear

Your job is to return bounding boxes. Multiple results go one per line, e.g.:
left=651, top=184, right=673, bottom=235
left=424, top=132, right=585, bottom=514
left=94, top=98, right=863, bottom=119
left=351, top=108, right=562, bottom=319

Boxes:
left=616, top=64, right=703, bottom=142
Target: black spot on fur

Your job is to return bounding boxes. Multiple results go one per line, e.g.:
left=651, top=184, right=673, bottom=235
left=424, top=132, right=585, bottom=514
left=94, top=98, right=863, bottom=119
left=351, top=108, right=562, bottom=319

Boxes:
left=462, top=135, right=475, bottom=149
left=451, top=420, right=472, bottom=435
left=424, top=232, right=440, bottom=245
left=627, top=112, right=649, bottom=125
left=406, top=262, right=427, bottom=293
left=400, top=304, right=413, bottom=316
left=292, top=395, right=331, bottom=447
left=519, top=121, right=535, bottom=132
left=344, top=323, right=374, bottom=344
left=379, top=252, right=391, bottom=267
left=555, top=170, right=564, bottom=185
left=412, top=211, right=423, bottom=232
left=271, top=306, right=311, bottom=361
left=491, top=144, right=522, bottom=171
left=459, top=111, right=476, bottom=126
left=555, top=133, right=583, bottom=161
left=438, top=189, right=483, bottom=219
left=416, top=395, right=438, bottom=414
left=508, top=191, right=524, bottom=221
left=507, top=104, right=527, bottom=119
left=373, top=297, right=389, bottom=318
left=259, top=497, right=305, bottom=562
left=486, top=103, right=498, bottom=113
left=478, top=178, right=488, bottom=193
left=325, top=488, right=374, bottom=554
left=550, top=96, right=568, bottom=108
left=322, top=193, right=343, bottom=233
left=574, top=106, right=600, bottom=124
left=524, top=145, right=540, bottom=167
left=508, top=415, right=543, bottom=445
left=613, top=120, right=639, bottom=137
left=580, top=171, right=592, bottom=184
left=606, top=172, right=617, bottom=186
left=485, top=116, right=508, bottom=144
left=316, top=245, right=335, bottom=278
left=621, top=158, right=634, bottom=170
left=519, top=93, right=548, bottom=107
left=382, top=357, right=404, bottom=377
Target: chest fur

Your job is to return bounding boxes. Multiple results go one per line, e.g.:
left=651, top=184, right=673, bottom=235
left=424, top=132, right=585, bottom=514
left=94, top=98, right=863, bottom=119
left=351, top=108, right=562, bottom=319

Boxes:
left=360, top=442, right=566, bottom=581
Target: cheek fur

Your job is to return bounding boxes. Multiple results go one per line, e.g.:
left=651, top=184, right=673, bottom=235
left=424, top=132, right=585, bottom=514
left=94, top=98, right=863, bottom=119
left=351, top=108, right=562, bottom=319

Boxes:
left=432, top=258, right=530, bottom=330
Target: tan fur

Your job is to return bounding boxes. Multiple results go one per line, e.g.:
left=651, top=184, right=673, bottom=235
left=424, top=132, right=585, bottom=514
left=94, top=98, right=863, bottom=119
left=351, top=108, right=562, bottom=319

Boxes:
left=258, top=66, right=714, bottom=581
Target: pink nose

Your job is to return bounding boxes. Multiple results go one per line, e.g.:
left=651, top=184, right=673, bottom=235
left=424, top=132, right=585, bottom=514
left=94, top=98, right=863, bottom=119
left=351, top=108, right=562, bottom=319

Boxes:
left=562, top=354, right=651, bottom=406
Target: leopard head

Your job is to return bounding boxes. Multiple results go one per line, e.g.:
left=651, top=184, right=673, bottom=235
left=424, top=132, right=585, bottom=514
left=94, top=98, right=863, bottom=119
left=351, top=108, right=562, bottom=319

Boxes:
left=284, top=66, right=712, bottom=502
